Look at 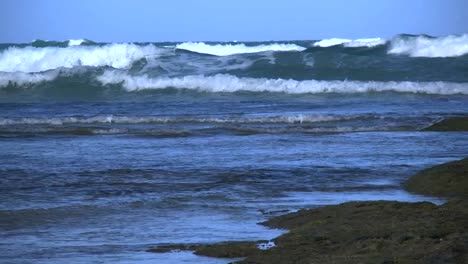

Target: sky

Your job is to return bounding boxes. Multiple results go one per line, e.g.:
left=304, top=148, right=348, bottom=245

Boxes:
left=1, top=0, right=467, bottom=43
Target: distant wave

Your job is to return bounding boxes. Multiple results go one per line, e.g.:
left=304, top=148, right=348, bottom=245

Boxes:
left=2, top=69, right=468, bottom=95
left=389, top=34, right=468, bottom=57
left=0, top=44, right=166, bottom=73
left=0, top=114, right=429, bottom=136
left=0, top=125, right=420, bottom=136
left=1, top=34, right=468, bottom=90
left=30, top=39, right=97, bottom=48
left=97, top=71, right=468, bottom=95
left=313, top=38, right=386, bottom=48
left=175, top=42, right=306, bottom=56
left=0, top=114, right=365, bottom=126
left=67, top=39, right=86, bottom=46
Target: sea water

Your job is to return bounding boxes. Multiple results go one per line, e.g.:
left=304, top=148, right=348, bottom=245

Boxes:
left=1, top=34, right=468, bottom=263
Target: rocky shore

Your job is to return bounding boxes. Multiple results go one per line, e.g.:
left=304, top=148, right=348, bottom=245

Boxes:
left=423, top=116, right=468, bottom=131
left=148, top=117, right=467, bottom=263
left=405, top=158, right=468, bottom=198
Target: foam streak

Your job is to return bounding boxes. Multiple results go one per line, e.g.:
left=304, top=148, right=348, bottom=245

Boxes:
left=98, top=71, right=468, bottom=95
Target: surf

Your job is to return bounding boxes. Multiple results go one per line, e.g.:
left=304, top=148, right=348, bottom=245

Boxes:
left=97, top=71, right=468, bottom=95
left=0, top=43, right=167, bottom=73
left=388, top=34, right=468, bottom=57
left=175, top=42, right=306, bottom=56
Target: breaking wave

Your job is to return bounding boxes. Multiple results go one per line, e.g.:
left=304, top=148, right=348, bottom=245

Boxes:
left=0, top=71, right=59, bottom=86
left=0, top=44, right=166, bottom=73
left=97, top=71, right=468, bottom=95
left=30, top=39, right=96, bottom=48
left=1, top=34, right=468, bottom=96
left=313, top=38, right=386, bottom=48
left=175, top=42, right=306, bottom=56
left=67, top=39, right=86, bottom=46
left=389, top=34, right=468, bottom=57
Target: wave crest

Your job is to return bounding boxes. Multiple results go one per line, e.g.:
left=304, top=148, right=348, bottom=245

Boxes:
left=97, top=71, right=468, bottom=95
left=175, top=42, right=306, bottom=56
left=388, top=34, right=468, bottom=57
left=0, top=71, right=59, bottom=86
left=313, top=38, right=386, bottom=48
left=0, top=44, right=166, bottom=73
left=67, top=39, right=86, bottom=46
left=0, top=114, right=364, bottom=126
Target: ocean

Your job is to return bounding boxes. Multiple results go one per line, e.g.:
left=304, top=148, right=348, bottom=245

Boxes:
left=1, top=34, right=468, bottom=263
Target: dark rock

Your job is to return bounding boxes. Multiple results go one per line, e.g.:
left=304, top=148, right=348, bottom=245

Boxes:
left=423, top=117, right=468, bottom=131
left=239, top=200, right=468, bottom=264
left=146, top=244, right=198, bottom=253
left=148, top=159, right=468, bottom=263
left=194, top=241, right=260, bottom=258
left=405, top=158, right=468, bottom=197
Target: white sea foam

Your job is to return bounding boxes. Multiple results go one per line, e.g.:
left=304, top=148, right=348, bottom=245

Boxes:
left=281, top=190, right=444, bottom=206
left=257, top=241, right=276, bottom=250
left=97, top=71, right=468, bottom=95
left=0, top=71, right=59, bottom=87
left=68, top=39, right=85, bottom=46
left=313, top=38, right=386, bottom=48
left=313, top=38, right=352, bottom=47
left=0, top=44, right=166, bottom=73
left=0, top=114, right=364, bottom=126
left=388, top=34, right=468, bottom=57
left=175, top=42, right=306, bottom=56
left=343, top=38, right=386, bottom=48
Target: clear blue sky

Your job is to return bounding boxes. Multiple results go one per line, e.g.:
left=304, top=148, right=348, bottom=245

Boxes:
left=1, top=0, right=467, bottom=43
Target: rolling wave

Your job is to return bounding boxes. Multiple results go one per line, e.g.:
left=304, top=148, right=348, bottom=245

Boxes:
left=1, top=34, right=467, bottom=97
left=0, top=126, right=419, bottom=137
left=0, top=34, right=466, bottom=76
left=313, top=38, right=386, bottom=48
left=0, top=71, right=59, bottom=86
left=2, top=70, right=467, bottom=96
left=67, top=39, right=86, bottom=46
left=30, top=39, right=97, bottom=48
left=0, top=114, right=366, bottom=126
left=175, top=42, right=306, bottom=56
left=0, top=113, right=430, bottom=136
left=0, top=43, right=166, bottom=73
left=98, top=71, right=468, bottom=95
left=389, top=34, right=468, bottom=57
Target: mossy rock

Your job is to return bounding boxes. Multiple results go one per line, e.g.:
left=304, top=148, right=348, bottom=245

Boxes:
left=149, top=200, right=468, bottom=264
left=147, top=241, right=262, bottom=258
left=244, top=200, right=467, bottom=264
left=194, top=241, right=260, bottom=258
left=405, top=158, right=468, bottom=197
left=148, top=159, right=468, bottom=263
left=423, top=117, right=468, bottom=131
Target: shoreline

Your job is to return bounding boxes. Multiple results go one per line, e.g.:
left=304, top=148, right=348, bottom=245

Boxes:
left=148, top=117, right=468, bottom=263
left=148, top=157, right=468, bottom=263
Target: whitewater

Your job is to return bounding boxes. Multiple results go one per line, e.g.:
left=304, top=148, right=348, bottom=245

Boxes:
left=1, top=34, right=468, bottom=97
left=1, top=34, right=468, bottom=264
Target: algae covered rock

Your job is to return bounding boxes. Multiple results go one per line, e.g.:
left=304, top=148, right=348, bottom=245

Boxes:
left=405, top=158, right=468, bottom=197
left=148, top=159, right=468, bottom=263
left=147, top=241, right=264, bottom=259
left=241, top=200, right=468, bottom=264
left=149, top=200, right=468, bottom=264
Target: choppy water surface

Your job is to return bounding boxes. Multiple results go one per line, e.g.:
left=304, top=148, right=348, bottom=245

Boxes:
left=1, top=35, right=468, bottom=263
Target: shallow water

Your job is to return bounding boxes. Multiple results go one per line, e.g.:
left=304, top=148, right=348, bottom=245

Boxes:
left=1, top=36, right=468, bottom=263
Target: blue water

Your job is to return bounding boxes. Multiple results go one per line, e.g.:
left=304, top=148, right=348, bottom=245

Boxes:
left=1, top=35, right=468, bottom=263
